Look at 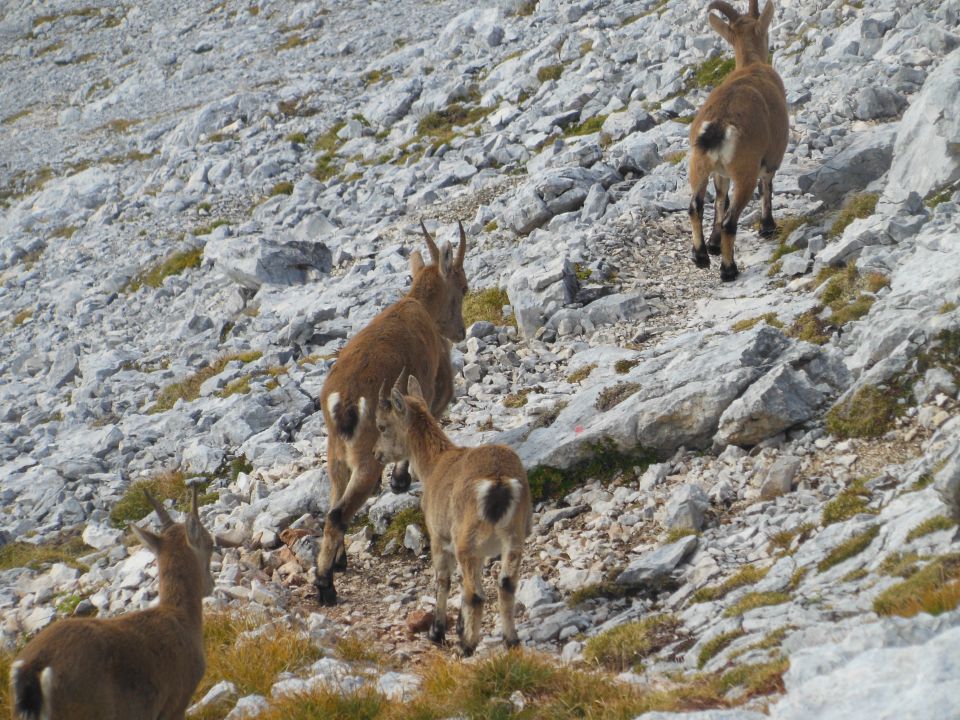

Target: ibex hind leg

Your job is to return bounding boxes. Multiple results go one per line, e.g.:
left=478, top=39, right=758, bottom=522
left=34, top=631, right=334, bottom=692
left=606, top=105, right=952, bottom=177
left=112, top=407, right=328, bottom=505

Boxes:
left=757, top=167, right=777, bottom=238
left=315, top=461, right=382, bottom=606
left=709, top=174, right=730, bottom=254
left=688, top=167, right=711, bottom=269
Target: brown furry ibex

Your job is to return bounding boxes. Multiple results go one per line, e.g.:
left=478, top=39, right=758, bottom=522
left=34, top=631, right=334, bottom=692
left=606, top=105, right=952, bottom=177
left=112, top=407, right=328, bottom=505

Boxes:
left=315, top=221, right=469, bottom=605
left=688, top=0, right=788, bottom=281
left=11, top=487, right=218, bottom=720
left=373, top=374, right=532, bottom=656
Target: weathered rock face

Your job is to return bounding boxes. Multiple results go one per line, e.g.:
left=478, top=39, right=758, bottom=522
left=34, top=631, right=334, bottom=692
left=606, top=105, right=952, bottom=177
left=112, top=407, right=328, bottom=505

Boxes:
left=205, top=233, right=331, bottom=289
left=797, top=124, right=897, bottom=206
left=884, top=47, right=960, bottom=204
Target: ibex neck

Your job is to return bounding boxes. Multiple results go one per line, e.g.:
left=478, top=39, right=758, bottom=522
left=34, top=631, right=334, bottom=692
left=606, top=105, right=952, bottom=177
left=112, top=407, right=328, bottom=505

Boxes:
left=736, top=46, right=768, bottom=68
left=408, top=270, right=444, bottom=317
left=408, top=415, right=456, bottom=483
left=157, top=557, right=204, bottom=627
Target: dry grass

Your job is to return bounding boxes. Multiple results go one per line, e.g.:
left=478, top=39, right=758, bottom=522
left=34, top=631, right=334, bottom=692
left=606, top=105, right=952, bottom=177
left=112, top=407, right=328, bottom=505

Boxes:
left=536, top=64, right=563, bottom=82
left=829, top=192, right=878, bottom=237
left=583, top=615, right=681, bottom=672
left=124, top=247, right=203, bottom=293
left=0, top=530, right=92, bottom=572
left=723, top=591, right=790, bottom=618
left=731, top=313, right=783, bottom=333
left=873, top=554, right=960, bottom=618
left=566, top=363, right=596, bottom=383
left=462, top=288, right=514, bottom=328
left=817, top=525, right=880, bottom=573
left=821, top=478, right=876, bottom=525
left=335, top=634, right=383, bottom=664
left=692, top=565, right=769, bottom=603
left=194, top=612, right=322, bottom=706
left=825, top=385, right=902, bottom=439
left=905, top=515, right=957, bottom=542
left=595, top=382, right=641, bottom=412
left=698, top=629, right=746, bottom=669
left=150, top=350, right=262, bottom=413
left=109, top=469, right=189, bottom=527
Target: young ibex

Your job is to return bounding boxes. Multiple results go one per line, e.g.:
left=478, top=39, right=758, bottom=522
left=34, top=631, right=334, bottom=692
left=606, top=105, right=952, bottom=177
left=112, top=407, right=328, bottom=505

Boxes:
left=11, top=488, right=216, bottom=720
left=688, top=0, right=788, bottom=281
left=373, top=374, right=532, bottom=656
left=315, top=221, right=469, bottom=605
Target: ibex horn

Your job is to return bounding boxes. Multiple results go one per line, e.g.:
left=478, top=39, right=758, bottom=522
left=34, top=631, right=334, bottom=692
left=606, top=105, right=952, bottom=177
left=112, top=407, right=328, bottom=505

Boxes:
left=378, top=379, right=390, bottom=409
left=748, top=0, right=759, bottom=17
left=392, top=367, right=406, bottom=394
left=419, top=219, right=440, bottom=264
left=456, top=220, right=467, bottom=267
left=708, top=1, right=740, bottom=20
left=143, top=489, right=174, bottom=530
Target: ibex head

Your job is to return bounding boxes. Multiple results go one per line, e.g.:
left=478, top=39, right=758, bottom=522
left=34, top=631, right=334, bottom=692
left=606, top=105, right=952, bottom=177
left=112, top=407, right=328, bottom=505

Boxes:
left=373, top=373, right=427, bottom=465
left=707, top=0, right=775, bottom=65
left=411, top=220, right=469, bottom=343
left=130, top=484, right=216, bottom=597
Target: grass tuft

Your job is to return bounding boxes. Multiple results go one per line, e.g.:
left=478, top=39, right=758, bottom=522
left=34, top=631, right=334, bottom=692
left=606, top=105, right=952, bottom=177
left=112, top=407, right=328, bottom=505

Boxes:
left=688, top=56, right=736, bottom=89
left=731, top=313, right=783, bottom=333
left=124, top=247, right=202, bottom=293
left=829, top=192, right=878, bottom=237
left=0, top=531, right=92, bottom=572
left=817, top=525, right=880, bottom=573
left=527, top=438, right=655, bottom=503
left=584, top=615, right=680, bottom=671
left=462, top=288, right=514, bottom=328
left=269, top=181, right=294, bottom=196
left=150, top=351, right=262, bottom=413
left=378, top=506, right=426, bottom=553
left=873, top=554, right=960, bottom=618
left=595, top=382, right=641, bottom=411
left=692, top=565, right=769, bottom=604
left=614, top=358, right=639, bottom=374
left=825, top=385, right=902, bottom=439
left=822, top=478, right=876, bottom=525
left=566, top=363, right=596, bottom=383
left=906, top=515, right=957, bottom=542
left=723, top=591, right=790, bottom=618
left=698, top=629, right=746, bottom=669
left=536, top=64, right=563, bottom=83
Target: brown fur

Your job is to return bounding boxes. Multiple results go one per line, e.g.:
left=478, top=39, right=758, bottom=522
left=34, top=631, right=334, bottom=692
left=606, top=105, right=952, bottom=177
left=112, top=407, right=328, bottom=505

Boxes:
left=688, top=0, right=789, bottom=281
left=314, top=222, right=469, bottom=605
left=11, top=492, right=215, bottom=720
left=374, top=376, right=532, bottom=655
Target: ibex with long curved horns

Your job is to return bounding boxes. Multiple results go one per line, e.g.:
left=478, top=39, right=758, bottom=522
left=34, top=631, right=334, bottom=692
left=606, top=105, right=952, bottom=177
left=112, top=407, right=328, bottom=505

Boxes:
left=688, top=0, right=789, bottom=281
left=11, top=486, right=228, bottom=720
left=315, top=220, right=469, bottom=605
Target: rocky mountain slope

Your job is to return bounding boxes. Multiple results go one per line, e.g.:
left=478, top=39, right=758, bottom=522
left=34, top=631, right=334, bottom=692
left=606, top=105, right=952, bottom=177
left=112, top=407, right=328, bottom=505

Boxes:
left=1, top=0, right=959, bottom=717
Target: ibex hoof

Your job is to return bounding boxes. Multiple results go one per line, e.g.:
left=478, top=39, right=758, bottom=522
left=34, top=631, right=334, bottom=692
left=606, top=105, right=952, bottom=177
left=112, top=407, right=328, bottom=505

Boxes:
left=334, top=553, right=348, bottom=572
left=707, top=241, right=722, bottom=256
left=503, top=636, right=520, bottom=650
left=692, top=249, right=710, bottom=269
left=455, top=612, right=464, bottom=638
left=759, top=221, right=777, bottom=238
left=315, top=580, right=338, bottom=606
left=390, top=464, right=412, bottom=494
left=720, top=262, right=740, bottom=282
left=427, top=623, right=447, bottom=644
left=459, top=641, right=476, bottom=657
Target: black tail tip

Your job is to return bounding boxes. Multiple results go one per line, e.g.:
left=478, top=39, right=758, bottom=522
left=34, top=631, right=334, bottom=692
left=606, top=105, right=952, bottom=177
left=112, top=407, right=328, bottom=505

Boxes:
left=333, top=403, right=359, bottom=439
left=14, top=664, right=44, bottom=718
left=696, top=122, right=726, bottom=152
left=483, top=483, right=514, bottom=525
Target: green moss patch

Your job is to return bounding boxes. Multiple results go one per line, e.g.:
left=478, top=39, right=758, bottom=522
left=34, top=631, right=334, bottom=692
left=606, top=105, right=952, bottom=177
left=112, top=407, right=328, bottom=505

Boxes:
left=527, top=438, right=656, bottom=502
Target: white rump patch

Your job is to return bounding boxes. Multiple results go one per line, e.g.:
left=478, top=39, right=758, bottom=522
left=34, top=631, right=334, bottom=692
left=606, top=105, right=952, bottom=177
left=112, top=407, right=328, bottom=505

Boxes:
left=476, top=479, right=494, bottom=507
left=40, top=666, right=54, bottom=720
left=703, top=125, right=739, bottom=168
left=326, top=392, right=340, bottom=417
left=358, top=397, right=368, bottom=421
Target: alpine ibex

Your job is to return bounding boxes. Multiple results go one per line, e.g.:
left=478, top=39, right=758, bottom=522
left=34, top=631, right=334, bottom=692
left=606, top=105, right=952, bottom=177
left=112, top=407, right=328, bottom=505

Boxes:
left=688, top=0, right=789, bottom=281
left=373, top=374, right=532, bottom=656
left=11, top=487, right=221, bottom=720
left=315, top=221, right=469, bottom=605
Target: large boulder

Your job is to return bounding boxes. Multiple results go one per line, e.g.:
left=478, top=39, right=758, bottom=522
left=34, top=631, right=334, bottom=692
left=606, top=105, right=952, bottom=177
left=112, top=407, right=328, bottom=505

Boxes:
left=797, top=124, right=897, bottom=206
left=205, top=232, right=331, bottom=289
left=884, top=48, right=960, bottom=204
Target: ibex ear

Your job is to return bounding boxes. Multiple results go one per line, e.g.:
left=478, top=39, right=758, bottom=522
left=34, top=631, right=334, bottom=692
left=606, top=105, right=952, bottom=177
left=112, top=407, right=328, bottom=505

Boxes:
left=439, top=241, right=454, bottom=278
left=759, top=0, right=774, bottom=32
left=708, top=13, right=735, bottom=44
left=390, top=387, right=407, bottom=417
left=407, top=374, right=424, bottom=400
left=130, top=523, right=161, bottom=555
left=410, top=250, right=425, bottom=276
left=185, top=513, right=206, bottom=550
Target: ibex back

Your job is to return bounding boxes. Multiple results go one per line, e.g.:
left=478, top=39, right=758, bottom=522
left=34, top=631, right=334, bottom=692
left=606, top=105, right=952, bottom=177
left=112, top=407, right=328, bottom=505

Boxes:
left=315, top=221, right=469, bottom=605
